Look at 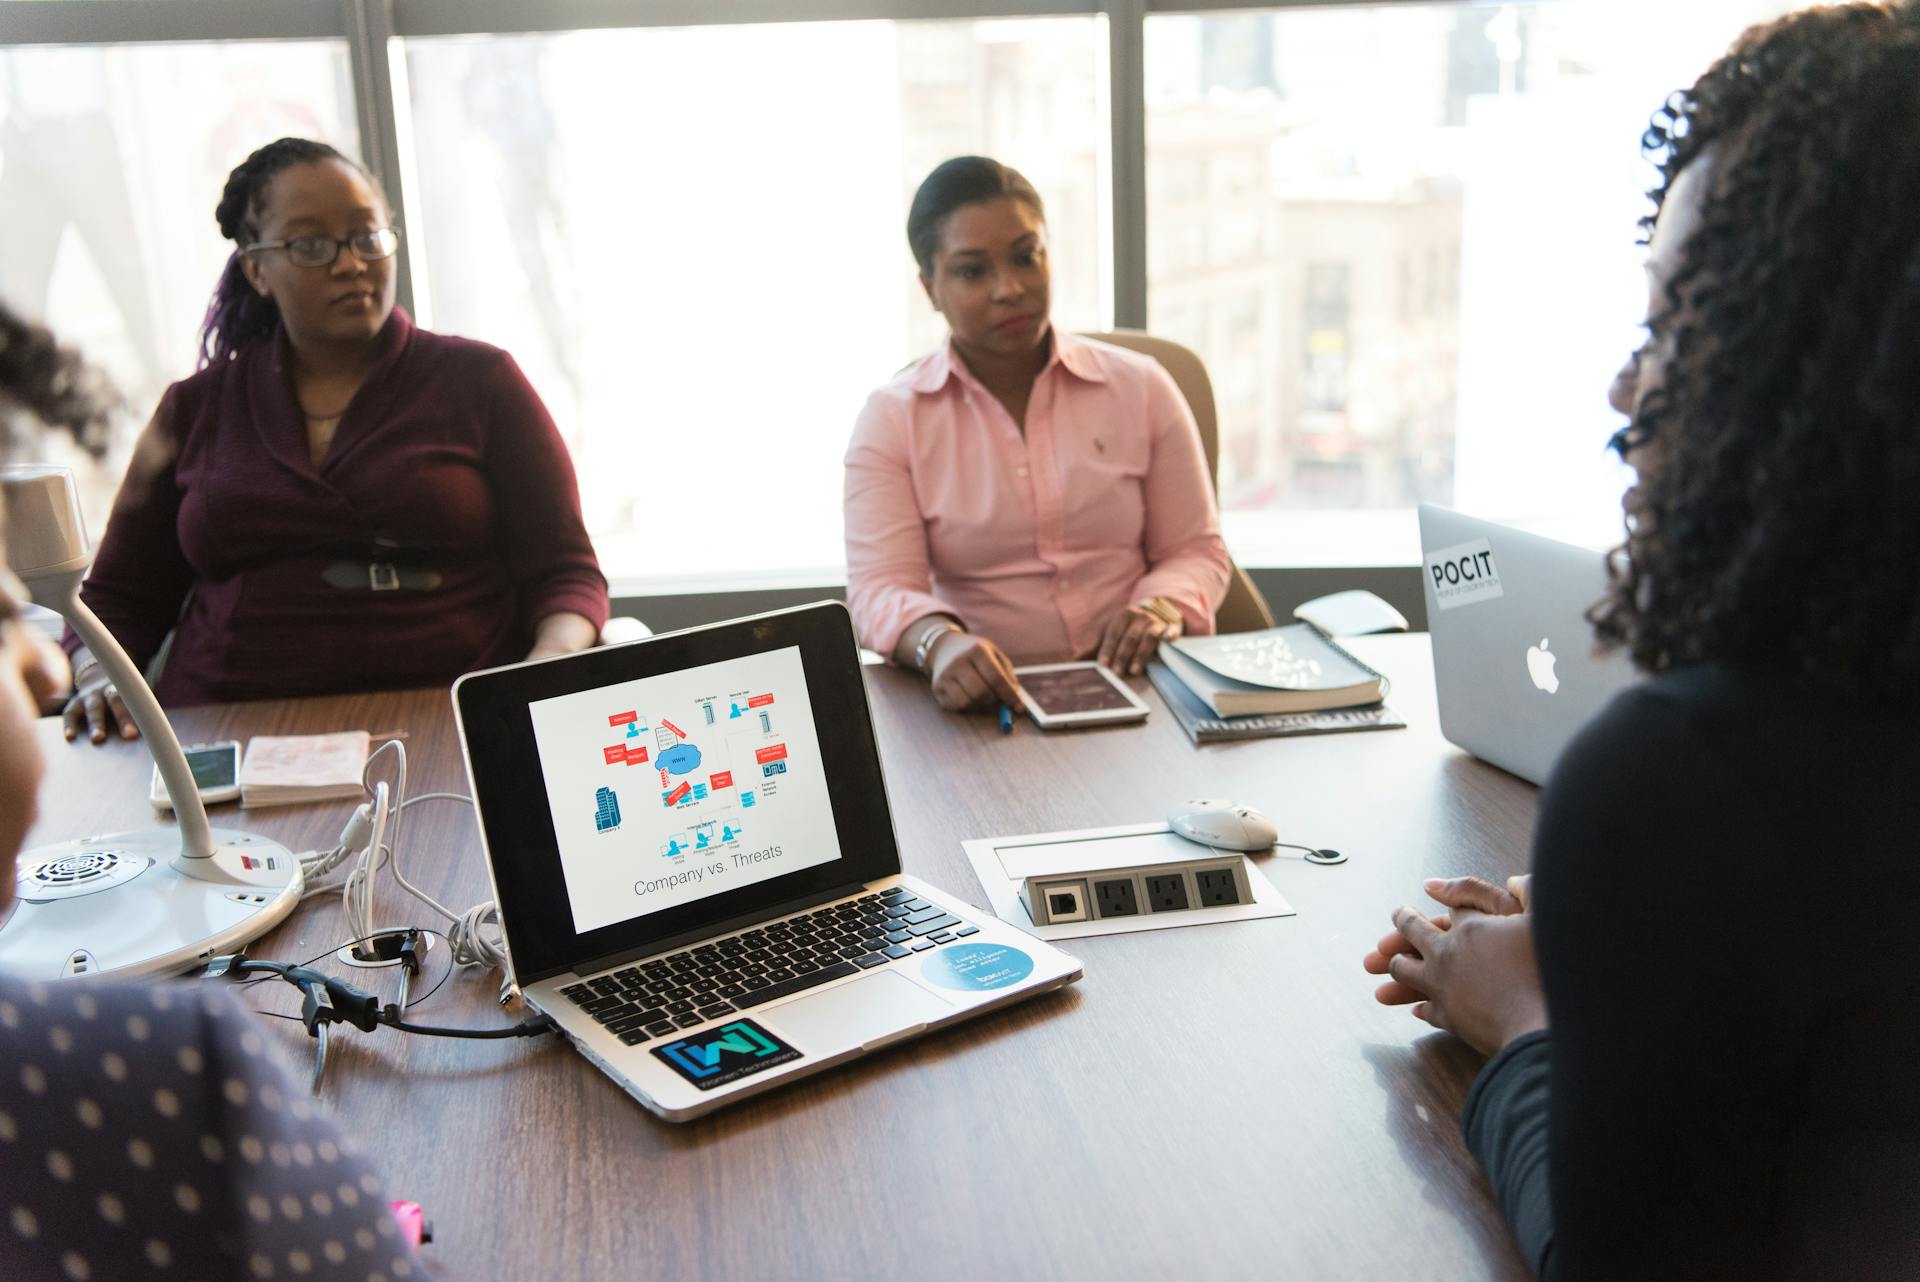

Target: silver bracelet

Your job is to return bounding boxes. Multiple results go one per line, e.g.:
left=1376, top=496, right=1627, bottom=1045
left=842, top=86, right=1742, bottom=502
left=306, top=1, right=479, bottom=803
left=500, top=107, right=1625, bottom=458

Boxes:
left=913, top=620, right=962, bottom=674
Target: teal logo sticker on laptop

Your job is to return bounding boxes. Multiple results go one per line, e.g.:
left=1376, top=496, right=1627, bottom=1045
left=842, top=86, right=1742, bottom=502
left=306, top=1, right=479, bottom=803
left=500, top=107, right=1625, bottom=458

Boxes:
left=652, top=1018, right=801, bottom=1091
left=921, top=942, right=1035, bottom=992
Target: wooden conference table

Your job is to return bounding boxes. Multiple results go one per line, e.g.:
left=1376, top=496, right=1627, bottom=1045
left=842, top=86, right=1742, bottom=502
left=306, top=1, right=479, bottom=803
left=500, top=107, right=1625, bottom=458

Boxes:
left=27, top=634, right=1539, bottom=1281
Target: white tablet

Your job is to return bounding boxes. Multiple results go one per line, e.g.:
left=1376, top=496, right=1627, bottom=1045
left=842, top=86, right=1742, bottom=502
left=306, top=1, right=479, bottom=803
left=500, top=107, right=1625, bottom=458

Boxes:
left=1014, top=662, right=1151, bottom=730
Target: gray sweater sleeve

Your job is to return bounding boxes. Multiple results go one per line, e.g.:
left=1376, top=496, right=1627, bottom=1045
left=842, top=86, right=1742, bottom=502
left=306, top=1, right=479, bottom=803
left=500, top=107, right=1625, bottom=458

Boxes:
left=1462, top=1029, right=1553, bottom=1277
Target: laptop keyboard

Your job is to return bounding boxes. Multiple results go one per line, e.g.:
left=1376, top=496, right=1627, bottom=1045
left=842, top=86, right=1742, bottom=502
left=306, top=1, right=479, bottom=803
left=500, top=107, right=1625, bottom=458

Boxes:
left=558, top=886, right=980, bottom=1046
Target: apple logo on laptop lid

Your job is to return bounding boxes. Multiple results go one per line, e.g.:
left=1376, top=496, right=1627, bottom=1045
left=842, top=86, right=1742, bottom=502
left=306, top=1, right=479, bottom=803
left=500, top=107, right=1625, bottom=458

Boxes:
left=1527, top=638, right=1560, bottom=694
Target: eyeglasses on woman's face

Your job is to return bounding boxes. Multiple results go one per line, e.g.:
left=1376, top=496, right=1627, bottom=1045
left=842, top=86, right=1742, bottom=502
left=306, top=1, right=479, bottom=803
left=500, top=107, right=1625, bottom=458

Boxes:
left=245, top=227, right=401, bottom=270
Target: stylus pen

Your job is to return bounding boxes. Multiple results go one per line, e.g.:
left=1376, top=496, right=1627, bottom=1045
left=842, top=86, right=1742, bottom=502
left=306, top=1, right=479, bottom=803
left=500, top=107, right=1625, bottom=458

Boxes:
left=999, top=703, right=1014, bottom=734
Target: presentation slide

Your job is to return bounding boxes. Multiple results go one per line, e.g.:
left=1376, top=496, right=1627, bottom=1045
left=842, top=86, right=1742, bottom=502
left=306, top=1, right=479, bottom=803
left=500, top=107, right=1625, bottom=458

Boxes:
left=528, top=645, right=844, bottom=935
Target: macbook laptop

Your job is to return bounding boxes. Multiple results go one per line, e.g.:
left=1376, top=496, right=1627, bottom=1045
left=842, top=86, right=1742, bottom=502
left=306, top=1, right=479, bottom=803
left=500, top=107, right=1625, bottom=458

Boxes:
left=1419, top=504, right=1640, bottom=785
left=453, top=601, right=1082, bottom=1121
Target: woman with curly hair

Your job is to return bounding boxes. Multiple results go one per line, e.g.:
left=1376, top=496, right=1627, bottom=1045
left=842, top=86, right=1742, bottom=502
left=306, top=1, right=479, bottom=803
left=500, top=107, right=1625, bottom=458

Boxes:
left=1364, top=4, right=1920, bottom=1278
left=1, top=300, right=430, bottom=1280
left=63, top=137, right=608, bottom=742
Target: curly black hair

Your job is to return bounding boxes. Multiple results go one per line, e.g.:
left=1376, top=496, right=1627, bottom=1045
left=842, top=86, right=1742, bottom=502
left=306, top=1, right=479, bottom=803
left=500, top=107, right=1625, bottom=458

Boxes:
left=1591, top=1, right=1920, bottom=701
left=0, top=299, right=116, bottom=465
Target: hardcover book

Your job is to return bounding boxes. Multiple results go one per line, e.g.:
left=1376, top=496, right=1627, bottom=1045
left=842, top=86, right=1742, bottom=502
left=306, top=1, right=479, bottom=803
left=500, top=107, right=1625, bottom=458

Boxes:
left=1159, top=623, right=1389, bottom=717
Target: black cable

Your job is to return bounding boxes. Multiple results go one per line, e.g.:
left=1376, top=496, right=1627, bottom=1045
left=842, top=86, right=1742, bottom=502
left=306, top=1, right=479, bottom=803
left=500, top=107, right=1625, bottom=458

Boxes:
left=252, top=1008, right=555, bottom=1040
left=207, top=954, right=554, bottom=1042
left=381, top=1012, right=556, bottom=1040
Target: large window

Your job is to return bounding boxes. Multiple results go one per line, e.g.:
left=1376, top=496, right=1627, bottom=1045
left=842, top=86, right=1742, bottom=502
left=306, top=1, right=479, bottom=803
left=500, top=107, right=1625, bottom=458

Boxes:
left=2, top=0, right=1822, bottom=588
left=398, top=18, right=1108, bottom=590
left=0, top=40, right=358, bottom=520
left=1147, top=0, right=1802, bottom=562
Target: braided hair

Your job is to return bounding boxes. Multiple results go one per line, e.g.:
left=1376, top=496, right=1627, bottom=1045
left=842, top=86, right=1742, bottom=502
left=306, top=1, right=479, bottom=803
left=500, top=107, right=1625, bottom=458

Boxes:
left=0, top=298, right=115, bottom=464
left=1590, top=1, right=1920, bottom=701
left=199, top=138, right=366, bottom=368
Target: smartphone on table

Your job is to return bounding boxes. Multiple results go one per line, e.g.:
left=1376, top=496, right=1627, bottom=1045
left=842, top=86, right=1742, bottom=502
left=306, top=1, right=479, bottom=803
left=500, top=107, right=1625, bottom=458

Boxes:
left=149, top=740, right=243, bottom=810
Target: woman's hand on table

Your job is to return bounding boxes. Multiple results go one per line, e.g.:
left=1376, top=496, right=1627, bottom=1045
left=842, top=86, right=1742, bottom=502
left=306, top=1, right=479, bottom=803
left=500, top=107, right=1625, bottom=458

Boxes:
left=62, top=660, right=139, bottom=745
left=1362, top=875, right=1545, bottom=1056
left=524, top=611, right=600, bottom=663
left=1095, top=601, right=1178, bottom=676
left=927, top=633, right=1022, bottom=713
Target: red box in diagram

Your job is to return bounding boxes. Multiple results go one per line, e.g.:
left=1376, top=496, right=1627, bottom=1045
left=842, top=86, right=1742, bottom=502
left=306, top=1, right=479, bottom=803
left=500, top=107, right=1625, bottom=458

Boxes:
left=608, top=711, right=637, bottom=727
left=754, top=744, right=788, bottom=765
left=709, top=771, right=734, bottom=790
left=748, top=694, right=775, bottom=708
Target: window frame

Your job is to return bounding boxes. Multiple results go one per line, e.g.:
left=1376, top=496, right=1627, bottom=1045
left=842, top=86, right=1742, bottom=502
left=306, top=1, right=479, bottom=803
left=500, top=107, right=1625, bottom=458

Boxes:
left=0, top=0, right=1518, bottom=591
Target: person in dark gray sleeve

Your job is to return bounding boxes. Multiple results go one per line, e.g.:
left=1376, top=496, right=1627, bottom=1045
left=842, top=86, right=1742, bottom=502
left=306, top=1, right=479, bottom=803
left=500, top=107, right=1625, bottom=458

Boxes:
left=1364, top=5, right=1920, bottom=1279
left=0, top=299, right=431, bottom=1282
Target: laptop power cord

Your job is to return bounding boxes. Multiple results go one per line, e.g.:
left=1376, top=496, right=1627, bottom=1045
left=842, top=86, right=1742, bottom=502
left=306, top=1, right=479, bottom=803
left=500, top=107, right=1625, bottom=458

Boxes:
left=202, top=952, right=557, bottom=1093
left=294, top=738, right=511, bottom=988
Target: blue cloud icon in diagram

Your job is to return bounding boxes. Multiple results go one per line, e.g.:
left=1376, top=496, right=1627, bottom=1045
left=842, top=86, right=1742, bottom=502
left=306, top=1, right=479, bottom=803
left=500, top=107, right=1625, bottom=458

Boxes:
left=658, top=743, right=703, bottom=776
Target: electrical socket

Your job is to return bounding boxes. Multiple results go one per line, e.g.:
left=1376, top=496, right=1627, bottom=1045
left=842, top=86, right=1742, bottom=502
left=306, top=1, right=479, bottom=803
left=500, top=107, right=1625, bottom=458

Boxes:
left=1193, top=866, right=1241, bottom=907
left=1095, top=878, right=1139, bottom=917
left=1144, top=873, right=1190, bottom=912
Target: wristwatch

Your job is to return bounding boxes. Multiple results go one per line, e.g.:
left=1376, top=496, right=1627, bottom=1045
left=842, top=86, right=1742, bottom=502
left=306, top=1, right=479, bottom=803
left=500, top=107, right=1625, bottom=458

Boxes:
left=913, top=619, right=963, bottom=674
left=1137, top=596, right=1185, bottom=637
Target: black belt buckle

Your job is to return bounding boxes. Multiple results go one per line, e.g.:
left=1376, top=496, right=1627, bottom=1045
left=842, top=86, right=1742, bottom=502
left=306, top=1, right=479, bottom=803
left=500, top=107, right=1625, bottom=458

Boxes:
left=369, top=562, right=401, bottom=592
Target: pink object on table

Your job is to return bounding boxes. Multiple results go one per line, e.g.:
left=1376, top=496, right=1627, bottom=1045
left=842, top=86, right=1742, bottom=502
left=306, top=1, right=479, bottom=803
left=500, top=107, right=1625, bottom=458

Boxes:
left=389, top=1200, right=432, bottom=1249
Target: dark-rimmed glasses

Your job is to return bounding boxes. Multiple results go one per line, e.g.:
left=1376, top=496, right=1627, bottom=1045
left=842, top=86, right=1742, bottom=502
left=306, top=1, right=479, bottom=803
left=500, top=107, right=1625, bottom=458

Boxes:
left=245, top=227, right=401, bottom=269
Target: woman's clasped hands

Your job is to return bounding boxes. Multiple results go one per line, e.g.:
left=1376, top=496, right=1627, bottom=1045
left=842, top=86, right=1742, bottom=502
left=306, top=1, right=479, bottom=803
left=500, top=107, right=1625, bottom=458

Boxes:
left=1363, top=874, right=1548, bottom=1057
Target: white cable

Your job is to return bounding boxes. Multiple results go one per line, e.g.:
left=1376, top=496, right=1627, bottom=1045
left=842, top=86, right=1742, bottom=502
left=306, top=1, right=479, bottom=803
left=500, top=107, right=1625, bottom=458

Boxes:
left=399, top=792, right=471, bottom=811
left=339, top=780, right=391, bottom=943
left=300, top=738, right=502, bottom=972
left=445, top=901, right=509, bottom=970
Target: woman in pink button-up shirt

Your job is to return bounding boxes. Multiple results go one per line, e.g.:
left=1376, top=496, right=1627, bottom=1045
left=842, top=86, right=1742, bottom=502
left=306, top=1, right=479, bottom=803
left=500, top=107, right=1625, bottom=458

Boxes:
left=844, top=156, right=1231, bottom=713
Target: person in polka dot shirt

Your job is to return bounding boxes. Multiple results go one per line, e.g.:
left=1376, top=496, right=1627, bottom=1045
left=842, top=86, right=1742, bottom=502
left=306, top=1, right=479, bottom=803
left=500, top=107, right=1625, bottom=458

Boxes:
left=0, top=300, right=432, bottom=1282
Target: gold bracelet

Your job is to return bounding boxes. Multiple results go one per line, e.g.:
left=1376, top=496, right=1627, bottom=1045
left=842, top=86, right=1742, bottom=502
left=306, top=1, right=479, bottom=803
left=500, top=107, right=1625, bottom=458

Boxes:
left=1137, top=597, right=1184, bottom=632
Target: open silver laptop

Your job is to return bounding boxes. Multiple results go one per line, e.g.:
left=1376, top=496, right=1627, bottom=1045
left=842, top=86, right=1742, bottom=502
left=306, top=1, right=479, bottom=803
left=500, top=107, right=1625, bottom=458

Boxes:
left=453, top=601, right=1081, bottom=1121
left=1419, top=505, right=1640, bottom=785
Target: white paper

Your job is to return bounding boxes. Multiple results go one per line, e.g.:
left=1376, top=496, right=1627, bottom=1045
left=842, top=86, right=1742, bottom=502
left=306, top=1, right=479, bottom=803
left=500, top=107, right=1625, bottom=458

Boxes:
left=962, top=822, right=1294, bottom=940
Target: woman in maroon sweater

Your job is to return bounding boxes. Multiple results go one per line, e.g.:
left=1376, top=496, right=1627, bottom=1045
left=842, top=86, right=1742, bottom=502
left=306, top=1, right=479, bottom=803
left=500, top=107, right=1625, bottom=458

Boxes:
left=64, top=137, right=608, bottom=740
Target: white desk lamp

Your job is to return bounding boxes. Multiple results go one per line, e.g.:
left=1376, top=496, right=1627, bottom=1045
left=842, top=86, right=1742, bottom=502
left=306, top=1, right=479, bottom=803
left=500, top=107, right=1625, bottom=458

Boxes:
left=0, top=465, right=302, bottom=978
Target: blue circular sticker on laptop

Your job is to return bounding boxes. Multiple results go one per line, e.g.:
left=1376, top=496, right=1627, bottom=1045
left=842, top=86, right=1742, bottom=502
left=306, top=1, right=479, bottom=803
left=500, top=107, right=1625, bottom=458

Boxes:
left=921, top=942, right=1035, bottom=992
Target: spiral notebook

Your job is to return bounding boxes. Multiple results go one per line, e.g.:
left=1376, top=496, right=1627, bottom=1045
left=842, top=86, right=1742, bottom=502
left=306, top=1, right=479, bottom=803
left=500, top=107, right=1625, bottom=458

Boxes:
left=1148, top=662, right=1405, bottom=744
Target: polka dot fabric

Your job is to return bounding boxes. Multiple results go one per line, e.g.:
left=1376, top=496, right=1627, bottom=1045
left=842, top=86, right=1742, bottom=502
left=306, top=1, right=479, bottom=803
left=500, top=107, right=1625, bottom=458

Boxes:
left=0, top=977, right=431, bottom=1281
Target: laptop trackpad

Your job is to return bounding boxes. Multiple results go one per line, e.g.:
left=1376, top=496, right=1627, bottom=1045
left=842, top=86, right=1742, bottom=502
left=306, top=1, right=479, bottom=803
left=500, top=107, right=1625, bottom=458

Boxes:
left=763, top=971, right=954, bottom=1052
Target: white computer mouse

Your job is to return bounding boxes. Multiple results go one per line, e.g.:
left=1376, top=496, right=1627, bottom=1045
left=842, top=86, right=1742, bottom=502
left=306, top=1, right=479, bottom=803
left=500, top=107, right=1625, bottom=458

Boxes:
left=1167, top=799, right=1279, bottom=852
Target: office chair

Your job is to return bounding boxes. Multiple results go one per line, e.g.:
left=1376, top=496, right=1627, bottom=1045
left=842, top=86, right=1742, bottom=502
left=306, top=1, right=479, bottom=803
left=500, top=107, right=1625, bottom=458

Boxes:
left=1082, top=330, right=1277, bottom=634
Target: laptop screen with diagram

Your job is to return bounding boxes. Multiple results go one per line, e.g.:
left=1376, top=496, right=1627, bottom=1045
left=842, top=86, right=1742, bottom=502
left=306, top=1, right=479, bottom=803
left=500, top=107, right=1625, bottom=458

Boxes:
left=528, top=645, right=845, bottom=936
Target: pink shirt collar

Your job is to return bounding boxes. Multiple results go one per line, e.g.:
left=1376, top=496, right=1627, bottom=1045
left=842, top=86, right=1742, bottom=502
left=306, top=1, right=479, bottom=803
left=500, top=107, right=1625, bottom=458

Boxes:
left=907, top=328, right=1111, bottom=395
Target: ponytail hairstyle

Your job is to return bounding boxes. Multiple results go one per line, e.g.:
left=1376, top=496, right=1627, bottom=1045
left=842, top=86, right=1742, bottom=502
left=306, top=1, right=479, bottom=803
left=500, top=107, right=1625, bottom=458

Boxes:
left=199, top=137, right=366, bottom=368
left=906, top=156, right=1046, bottom=276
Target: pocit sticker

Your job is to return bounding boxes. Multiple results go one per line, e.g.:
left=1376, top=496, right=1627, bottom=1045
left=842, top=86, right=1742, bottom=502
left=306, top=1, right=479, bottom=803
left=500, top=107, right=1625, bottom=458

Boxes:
left=652, top=1018, right=801, bottom=1091
left=1426, top=538, right=1504, bottom=610
left=921, top=942, right=1036, bottom=992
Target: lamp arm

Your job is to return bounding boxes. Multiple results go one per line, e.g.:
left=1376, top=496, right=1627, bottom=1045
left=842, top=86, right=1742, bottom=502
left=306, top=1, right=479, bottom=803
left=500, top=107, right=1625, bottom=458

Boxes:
left=63, top=596, right=216, bottom=860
